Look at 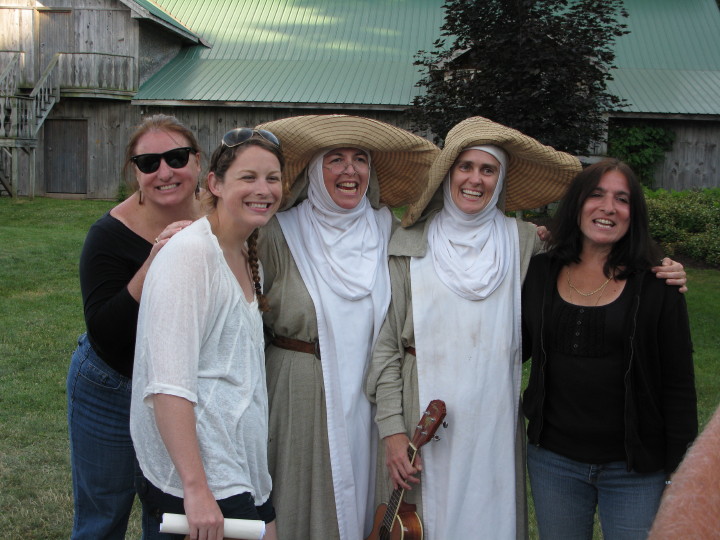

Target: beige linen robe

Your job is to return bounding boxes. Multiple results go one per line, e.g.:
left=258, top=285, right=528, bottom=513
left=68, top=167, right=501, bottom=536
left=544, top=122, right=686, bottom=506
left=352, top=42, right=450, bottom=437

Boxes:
left=365, top=211, right=542, bottom=540
left=259, top=211, right=397, bottom=540
left=258, top=216, right=340, bottom=540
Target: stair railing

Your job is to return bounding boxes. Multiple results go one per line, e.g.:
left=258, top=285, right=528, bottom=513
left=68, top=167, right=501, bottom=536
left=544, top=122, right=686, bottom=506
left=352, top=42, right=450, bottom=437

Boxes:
left=28, top=53, right=61, bottom=136
left=0, top=52, right=22, bottom=97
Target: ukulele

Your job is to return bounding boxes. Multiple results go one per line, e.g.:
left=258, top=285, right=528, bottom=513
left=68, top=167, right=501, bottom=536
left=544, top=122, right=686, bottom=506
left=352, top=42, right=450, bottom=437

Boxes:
left=366, top=399, right=447, bottom=540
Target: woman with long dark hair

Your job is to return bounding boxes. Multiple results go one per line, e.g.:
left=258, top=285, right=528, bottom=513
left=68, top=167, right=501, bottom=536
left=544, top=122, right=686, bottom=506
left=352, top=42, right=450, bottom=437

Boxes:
left=522, top=159, right=697, bottom=539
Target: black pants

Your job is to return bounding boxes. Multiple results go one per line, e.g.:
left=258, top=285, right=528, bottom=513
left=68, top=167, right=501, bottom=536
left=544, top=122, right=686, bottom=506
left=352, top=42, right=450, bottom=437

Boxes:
left=135, top=474, right=275, bottom=539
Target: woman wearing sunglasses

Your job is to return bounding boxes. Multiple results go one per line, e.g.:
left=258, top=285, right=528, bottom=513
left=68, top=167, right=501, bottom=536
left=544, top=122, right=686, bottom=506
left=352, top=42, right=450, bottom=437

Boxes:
left=130, top=129, right=284, bottom=540
left=67, top=114, right=205, bottom=539
left=254, top=115, right=439, bottom=540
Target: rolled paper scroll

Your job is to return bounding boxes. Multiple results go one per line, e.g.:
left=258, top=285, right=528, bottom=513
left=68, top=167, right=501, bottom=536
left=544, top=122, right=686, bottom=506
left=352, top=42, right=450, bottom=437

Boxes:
left=160, top=513, right=265, bottom=539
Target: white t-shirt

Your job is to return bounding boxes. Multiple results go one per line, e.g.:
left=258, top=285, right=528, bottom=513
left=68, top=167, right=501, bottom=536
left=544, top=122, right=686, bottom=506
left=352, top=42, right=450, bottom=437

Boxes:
left=130, top=217, right=271, bottom=502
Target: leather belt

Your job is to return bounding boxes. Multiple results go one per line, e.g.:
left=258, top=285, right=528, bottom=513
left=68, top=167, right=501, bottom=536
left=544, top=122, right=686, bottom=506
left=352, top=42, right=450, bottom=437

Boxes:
left=272, top=335, right=321, bottom=360
left=405, top=346, right=416, bottom=356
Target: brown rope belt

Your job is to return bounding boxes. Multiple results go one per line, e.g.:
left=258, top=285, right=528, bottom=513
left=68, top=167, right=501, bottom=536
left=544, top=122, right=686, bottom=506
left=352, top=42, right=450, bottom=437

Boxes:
left=272, top=336, right=414, bottom=360
left=272, top=335, right=321, bottom=360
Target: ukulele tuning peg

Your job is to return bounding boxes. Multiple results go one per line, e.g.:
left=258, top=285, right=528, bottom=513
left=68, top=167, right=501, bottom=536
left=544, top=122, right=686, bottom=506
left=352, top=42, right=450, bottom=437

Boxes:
left=443, top=421, right=449, bottom=429
left=433, top=435, right=441, bottom=441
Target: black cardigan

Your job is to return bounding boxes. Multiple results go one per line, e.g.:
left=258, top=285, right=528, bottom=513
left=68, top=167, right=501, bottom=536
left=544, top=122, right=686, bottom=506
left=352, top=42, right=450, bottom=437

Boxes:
left=521, top=252, right=697, bottom=473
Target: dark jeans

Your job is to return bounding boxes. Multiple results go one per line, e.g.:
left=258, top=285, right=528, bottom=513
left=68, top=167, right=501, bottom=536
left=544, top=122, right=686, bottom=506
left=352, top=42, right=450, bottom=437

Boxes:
left=136, top=475, right=276, bottom=539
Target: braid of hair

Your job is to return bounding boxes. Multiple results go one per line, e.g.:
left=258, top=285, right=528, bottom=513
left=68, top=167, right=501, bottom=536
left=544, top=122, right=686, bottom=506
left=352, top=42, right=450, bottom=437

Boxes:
left=247, top=229, right=269, bottom=312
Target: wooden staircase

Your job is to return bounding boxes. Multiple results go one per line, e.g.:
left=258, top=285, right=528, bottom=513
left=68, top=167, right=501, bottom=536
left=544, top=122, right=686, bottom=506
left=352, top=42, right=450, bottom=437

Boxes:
left=0, top=52, right=60, bottom=197
left=0, top=50, right=136, bottom=197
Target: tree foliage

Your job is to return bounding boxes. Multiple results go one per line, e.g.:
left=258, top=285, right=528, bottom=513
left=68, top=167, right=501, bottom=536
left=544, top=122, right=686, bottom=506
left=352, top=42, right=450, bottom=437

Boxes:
left=409, top=0, right=629, bottom=153
left=608, top=122, right=675, bottom=188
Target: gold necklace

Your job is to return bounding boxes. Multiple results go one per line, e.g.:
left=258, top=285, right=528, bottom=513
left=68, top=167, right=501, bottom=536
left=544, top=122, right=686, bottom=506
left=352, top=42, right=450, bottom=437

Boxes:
left=566, top=267, right=612, bottom=297
left=593, top=280, right=609, bottom=306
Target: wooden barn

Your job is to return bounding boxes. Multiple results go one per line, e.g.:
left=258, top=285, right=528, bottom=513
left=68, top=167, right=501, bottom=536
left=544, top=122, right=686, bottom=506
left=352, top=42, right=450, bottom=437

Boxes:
left=0, top=0, right=444, bottom=198
left=0, top=0, right=210, bottom=197
left=1, top=0, right=718, bottom=198
left=606, top=0, right=720, bottom=190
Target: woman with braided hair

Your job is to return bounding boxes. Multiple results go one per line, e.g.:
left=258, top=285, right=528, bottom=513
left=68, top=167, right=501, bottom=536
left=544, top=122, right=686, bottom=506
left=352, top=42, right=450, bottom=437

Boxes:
left=130, top=129, right=284, bottom=540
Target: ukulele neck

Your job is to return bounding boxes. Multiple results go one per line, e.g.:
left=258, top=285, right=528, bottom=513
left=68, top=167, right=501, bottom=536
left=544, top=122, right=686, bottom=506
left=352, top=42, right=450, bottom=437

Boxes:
left=381, top=443, right=418, bottom=532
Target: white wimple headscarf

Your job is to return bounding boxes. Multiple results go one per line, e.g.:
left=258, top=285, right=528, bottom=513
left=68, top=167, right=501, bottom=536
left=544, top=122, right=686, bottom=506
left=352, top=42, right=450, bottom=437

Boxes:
left=282, top=150, right=390, bottom=299
left=427, top=145, right=511, bottom=300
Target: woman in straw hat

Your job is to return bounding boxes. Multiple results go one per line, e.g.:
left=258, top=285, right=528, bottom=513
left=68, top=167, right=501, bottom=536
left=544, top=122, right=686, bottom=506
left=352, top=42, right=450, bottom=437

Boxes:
left=253, top=114, right=439, bottom=540
left=521, top=159, right=696, bottom=539
left=365, top=117, right=687, bottom=539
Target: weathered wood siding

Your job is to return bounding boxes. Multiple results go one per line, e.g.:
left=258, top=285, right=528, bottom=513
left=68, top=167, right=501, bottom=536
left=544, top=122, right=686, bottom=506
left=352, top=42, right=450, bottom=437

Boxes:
left=38, top=9, right=72, bottom=76
left=0, top=4, right=35, bottom=85
left=138, top=22, right=184, bottom=86
left=141, top=106, right=416, bottom=168
left=656, top=121, right=719, bottom=191
left=16, top=104, right=413, bottom=198
left=0, top=1, right=140, bottom=89
left=41, top=0, right=137, bottom=57
left=16, top=99, right=138, bottom=198
left=16, top=101, right=718, bottom=198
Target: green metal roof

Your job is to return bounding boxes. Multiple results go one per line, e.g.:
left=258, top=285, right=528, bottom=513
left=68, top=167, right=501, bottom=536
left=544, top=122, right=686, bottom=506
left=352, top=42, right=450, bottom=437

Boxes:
left=135, top=0, right=720, bottom=116
left=134, top=0, right=445, bottom=107
left=609, top=0, right=720, bottom=115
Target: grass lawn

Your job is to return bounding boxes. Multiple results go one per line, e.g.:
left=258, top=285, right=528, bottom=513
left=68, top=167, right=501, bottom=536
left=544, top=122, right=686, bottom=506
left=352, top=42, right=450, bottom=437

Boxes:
left=1, top=197, right=718, bottom=538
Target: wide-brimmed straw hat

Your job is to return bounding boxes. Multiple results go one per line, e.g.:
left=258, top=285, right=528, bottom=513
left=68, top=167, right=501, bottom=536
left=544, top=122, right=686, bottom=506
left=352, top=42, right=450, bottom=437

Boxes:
left=402, top=116, right=582, bottom=226
left=256, top=115, right=439, bottom=208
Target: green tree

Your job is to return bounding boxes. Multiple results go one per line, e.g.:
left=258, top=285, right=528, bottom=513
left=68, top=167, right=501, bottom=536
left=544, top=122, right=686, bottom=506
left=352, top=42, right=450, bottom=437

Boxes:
left=410, top=0, right=628, bottom=153
left=607, top=122, right=675, bottom=188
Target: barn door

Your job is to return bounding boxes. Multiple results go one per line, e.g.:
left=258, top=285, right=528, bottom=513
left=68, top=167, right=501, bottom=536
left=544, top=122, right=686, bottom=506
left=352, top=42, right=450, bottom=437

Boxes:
left=45, top=119, right=87, bottom=194
left=37, top=9, right=72, bottom=76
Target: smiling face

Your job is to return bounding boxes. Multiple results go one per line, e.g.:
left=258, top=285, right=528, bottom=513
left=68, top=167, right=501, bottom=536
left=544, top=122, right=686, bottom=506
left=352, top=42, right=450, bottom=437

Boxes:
left=448, top=149, right=501, bottom=214
left=321, top=148, right=370, bottom=209
left=208, top=144, right=283, bottom=239
left=133, top=129, right=200, bottom=207
left=579, top=169, right=631, bottom=251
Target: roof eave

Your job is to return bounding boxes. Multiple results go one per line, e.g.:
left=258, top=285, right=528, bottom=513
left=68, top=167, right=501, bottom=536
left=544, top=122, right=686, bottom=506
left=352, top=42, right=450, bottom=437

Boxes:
left=118, top=0, right=210, bottom=47
left=131, top=99, right=410, bottom=111
left=609, top=111, right=720, bottom=121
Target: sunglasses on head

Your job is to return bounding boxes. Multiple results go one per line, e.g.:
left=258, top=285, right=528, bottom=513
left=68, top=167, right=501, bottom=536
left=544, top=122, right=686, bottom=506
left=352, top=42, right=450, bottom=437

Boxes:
left=221, top=128, right=281, bottom=149
left=131, top=147, right=195, bottom=174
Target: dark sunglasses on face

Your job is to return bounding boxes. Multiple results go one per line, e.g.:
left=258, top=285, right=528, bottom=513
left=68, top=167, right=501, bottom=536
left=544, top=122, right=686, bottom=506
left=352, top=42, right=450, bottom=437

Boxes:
left=221, top=128, right=281, bottom=149
left=131, top=147, right=195, bottom=174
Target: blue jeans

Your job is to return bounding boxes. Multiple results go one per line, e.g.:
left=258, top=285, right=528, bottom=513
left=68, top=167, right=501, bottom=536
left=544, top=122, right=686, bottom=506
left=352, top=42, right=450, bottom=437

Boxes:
left=67, top=333, right=141, bottom=539
left=527, top=444, right=666, bottom=540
